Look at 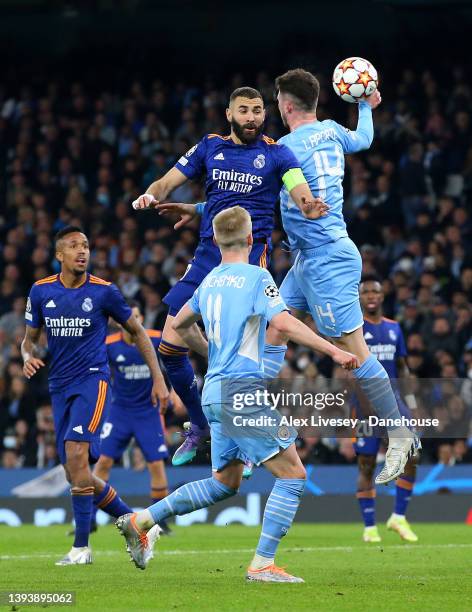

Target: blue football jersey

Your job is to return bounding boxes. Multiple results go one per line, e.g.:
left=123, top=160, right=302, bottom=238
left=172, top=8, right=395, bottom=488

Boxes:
left=175, top=134, right=300, bottom=240
left=106, top=330, right=161, bottom=408
left=188, top=263, right=287, bottom=405
left=363, top=317, right=407, bottom=378
left=278, top=102, right=373, bottom=250
left=25, top=273, right=132, bottom=391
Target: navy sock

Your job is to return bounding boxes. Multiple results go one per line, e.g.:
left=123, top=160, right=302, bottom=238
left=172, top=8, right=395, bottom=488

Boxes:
left=395, top=476, right=414, bottom=516
left=71, top=487, right=94, bottom=548
left=94, top=483, right=132, bottom=518
left=357, top=490, right=376, bottom=527
left=159, top=341, right=208, bottom=429
left=148, top=477, right=236, bottom=523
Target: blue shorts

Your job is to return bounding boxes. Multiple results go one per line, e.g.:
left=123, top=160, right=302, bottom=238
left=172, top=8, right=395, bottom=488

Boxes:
left=99, top=402, right=169, bottom=463
left=280, top=237, right=363, bottom=337
left=203, top=402, right=297, bottom=472
left=50, top=375, right=111, bottom=465
left=164, top=238, right=271, bottom=316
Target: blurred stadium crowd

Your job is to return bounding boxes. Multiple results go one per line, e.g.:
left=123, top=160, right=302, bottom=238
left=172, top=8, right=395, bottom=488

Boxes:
left=1, top=67, right=471, bottom=470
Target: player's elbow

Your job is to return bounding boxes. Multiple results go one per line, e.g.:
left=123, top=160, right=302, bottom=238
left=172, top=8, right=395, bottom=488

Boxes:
left=270, top=313, right=291, bottom=336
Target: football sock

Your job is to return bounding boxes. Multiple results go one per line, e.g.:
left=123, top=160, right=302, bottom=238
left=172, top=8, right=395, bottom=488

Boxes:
left=353, top=354, right=403, bottom=431
left=142, top=478, right=236, bottom=528
left=263, top=344, right=287, bottom=379
left=356, top=489, right=376, bottom=527
left=94, top=483, right=132, bottom=518
left=394, top=475, right=415, bottom=516
left=158, top=341, right=208, bottom=429
left=255, top=479, right=305, bottom=560
left=71, top=486, right=94, bottom=548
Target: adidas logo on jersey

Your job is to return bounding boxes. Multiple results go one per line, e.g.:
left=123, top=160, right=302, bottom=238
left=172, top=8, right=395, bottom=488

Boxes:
left=72, top=425, right=83, bottom=434
left=116, top=354, right=126, bottom=362
left=45, top=300, right=56, bottom=308
left=158, top=444, right=168, bottom=453
left=214, top=152, right=225, bottom=160
left=364, top=332, right=373, bottom=340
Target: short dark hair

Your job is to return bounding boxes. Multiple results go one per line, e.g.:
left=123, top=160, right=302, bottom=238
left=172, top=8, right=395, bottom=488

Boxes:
left=229, top=87, right=263, bottom=104
left=54, top=225, right=85, bottom=246
left=360, top=274, right=383, bottom=288
left=275, top=68, right=320, bottom=112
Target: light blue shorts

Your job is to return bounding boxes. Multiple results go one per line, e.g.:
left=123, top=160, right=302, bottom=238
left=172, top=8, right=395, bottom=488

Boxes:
left=280, top=237, right=363, bottom=337
left=202, top=402, right=297, bottom=472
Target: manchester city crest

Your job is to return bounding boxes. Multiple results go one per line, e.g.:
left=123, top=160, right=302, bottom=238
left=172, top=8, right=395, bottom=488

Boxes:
left=82, top=297, right=93, bottom=312
left=254, top=154, right=265, bottom=169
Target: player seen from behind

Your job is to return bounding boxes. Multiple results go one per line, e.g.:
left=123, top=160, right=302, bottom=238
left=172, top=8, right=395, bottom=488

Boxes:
left=116, top=206, right=359, bottom=582
left=266, top=68, right=420, bottom=484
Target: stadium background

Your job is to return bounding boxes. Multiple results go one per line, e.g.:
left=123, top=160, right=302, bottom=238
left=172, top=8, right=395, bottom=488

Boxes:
left=0, top=0, right=471, bottom=523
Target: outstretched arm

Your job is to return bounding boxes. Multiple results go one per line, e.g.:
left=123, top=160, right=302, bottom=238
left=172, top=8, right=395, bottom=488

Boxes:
left=337, top=90, right=381, bottom=154
left=132, top=167, right=189, bottom=210
left=21, top=326, right=45, bottom=379
left=121, top=315, right=169, bottom=409
left=270, top=311, right=359, bottom=369
left=172, top=304, right=208, bottom=357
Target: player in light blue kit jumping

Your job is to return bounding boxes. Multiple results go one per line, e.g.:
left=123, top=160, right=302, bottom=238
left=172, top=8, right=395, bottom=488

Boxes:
left=267, top=69, right=420, bottom=484
left=132, top=87, right=326, bottom=466
left=116, top=206, right=359, bottom=581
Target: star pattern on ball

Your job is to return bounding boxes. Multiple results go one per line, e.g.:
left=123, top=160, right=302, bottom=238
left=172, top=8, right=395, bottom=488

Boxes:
left=357, top=70, right=372, bottom=87
left=337, top=80, right=350, bottom=96
left=340, top=59, right=354, bottom=71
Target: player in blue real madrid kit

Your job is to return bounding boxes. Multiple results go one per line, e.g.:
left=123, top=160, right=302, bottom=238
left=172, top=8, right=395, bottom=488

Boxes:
left=93, top=300, right=172, bottom=533
left=21, top=227, right=168, bottom=565
left=266, top=68, right=420, bottom=485
left=116, top=206, right=359, bottom=580
left=354, top=277, right=418, bottom=543
left=132, top=86, right=326, bottom=466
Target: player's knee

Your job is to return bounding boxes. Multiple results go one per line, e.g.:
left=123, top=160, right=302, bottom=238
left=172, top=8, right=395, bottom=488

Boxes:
left=95, top=455, right=114, bottom=471
left=211, top=477, right=238, bottom=499
left=358, top=455, right=376, bottom=479
left=65, top=442, right=89, bottom=472
left=288, top=464, right=307, bottom=480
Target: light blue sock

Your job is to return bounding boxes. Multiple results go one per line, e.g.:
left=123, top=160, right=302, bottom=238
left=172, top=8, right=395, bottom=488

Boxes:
left=256, top=478, right=305, bottom=558
left=148, top=477, right=236, bottom=524
left=353, top=354, right=402, bottom=431
left=263, top=344, right=287, bottom=379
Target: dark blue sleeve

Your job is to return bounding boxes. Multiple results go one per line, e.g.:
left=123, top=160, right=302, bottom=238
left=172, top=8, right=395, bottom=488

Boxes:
left=105, top=284, right=132, bottom=325
left=25, top=284, right=43, bottom=328
left=276, top=143, right=301, bottom=177
left=396, top=325, right=408, bottom=358
left=174, top=138, right=207, bottom=180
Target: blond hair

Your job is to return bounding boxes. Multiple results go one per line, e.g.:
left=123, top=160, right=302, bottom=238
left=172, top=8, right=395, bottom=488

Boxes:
left=212, top=206, right=252, bottom=250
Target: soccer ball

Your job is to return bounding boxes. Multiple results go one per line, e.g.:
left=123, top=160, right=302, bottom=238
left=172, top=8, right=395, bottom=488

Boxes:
left=332, top=57, right=378, bottom=103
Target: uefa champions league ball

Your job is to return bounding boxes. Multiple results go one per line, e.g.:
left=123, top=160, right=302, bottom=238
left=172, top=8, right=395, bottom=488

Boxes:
left=332, top=57, right=378, bottom=103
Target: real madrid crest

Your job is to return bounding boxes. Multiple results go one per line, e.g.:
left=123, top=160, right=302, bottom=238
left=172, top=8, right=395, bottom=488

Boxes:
left=82, top=297, right=93, bottom=312
left=254, top=154, right=265, bottom=169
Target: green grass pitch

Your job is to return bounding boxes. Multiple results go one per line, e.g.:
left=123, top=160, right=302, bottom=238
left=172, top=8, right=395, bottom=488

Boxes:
left=1, top=523, right=471, bottom=611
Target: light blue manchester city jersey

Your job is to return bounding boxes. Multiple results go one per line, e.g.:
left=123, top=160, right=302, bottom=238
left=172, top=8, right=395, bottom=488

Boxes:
left=278, top=101, right=374, bottom=250
left=188, top=263, right=287, bottom=405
